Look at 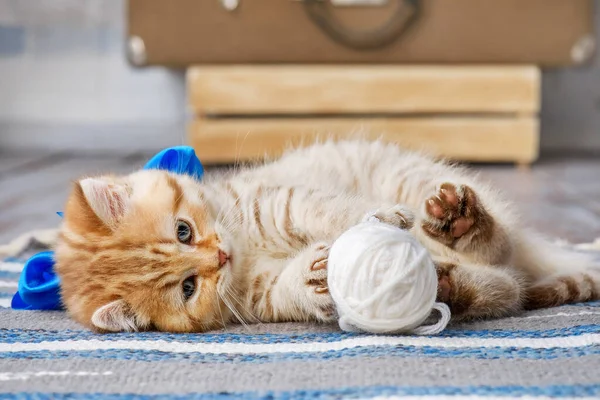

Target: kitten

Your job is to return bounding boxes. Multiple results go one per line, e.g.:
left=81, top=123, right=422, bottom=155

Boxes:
left=54, top=139, right=600, bottom=332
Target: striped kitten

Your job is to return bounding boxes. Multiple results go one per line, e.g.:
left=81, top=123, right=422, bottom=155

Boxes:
left=55, top=140, right=600, bottom=332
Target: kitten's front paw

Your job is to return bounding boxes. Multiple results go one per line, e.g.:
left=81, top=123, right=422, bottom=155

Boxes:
left=372, top=204, right=415, bottom=229
left=300, top=242, right=336, bottom=322
left=422, top=183, right=491, bottom=246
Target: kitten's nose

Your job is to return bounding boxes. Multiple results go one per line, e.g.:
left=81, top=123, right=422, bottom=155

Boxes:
left=218, top=249, right=230, bottom=267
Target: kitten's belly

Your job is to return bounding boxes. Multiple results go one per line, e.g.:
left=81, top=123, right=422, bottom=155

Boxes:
left=243, top=140, right=440, bottom=208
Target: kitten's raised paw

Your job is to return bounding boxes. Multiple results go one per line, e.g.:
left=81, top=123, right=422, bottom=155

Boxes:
left=372, top=204, right=415, bottom=229
left=422, top=183, right=488, bottom=246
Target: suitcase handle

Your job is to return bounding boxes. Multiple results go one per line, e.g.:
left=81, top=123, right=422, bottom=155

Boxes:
left=303, top=0, right=421, bottom=50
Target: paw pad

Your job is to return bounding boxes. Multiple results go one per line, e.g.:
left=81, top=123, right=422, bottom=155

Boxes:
left=423, top=183, right=479, bottom=242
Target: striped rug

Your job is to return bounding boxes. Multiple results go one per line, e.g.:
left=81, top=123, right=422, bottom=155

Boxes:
left=1, top=256, right=600, bottom=399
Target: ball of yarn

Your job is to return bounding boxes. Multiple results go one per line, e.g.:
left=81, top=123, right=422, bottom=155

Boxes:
left=327, top=218, right=451, bottom=335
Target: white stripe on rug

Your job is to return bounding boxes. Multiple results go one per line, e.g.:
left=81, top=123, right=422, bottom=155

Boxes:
left=514, top=311, right=600, bottom=319
left=0, top=298, right=11, bottom=308
left=0, top=371, right=112, bottom=381
left=0, top=262, right=24, bottom=272
left=2, top=333, right=600, bottom=354
left=0, top=280, right=18, bottom=288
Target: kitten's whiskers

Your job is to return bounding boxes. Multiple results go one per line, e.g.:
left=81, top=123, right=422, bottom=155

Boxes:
left=226, top=286, right=260, bottom=325
left=215, top=290, right=228, bottom=330
left=233, top=130, right=252, bottom=173
left=218, top=205, right=243, bottom=234
left=218, top=284, right=249, bottom=328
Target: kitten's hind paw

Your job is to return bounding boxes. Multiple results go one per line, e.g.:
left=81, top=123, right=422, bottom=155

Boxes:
left=422, top=183, right=492, bottom=247
left=435, top=261, right=454, bottom=304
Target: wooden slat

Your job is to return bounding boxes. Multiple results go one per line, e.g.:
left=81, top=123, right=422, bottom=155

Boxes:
left=188, top=117, right=539, bottom=164
left=187, top=66, right=540, bottom=115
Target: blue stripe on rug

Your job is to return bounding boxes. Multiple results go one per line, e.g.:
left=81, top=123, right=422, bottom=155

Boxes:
left=1, top=257, right=26, bottom=263
left=2, top=324, right=600, bottom=344
left=0, top=270, right=20, bottom=279
left=572, top=300, right=600, bottom=307
left=2, top=344, right=598, bottom=364
left=2, top=384, right=600, bottom=399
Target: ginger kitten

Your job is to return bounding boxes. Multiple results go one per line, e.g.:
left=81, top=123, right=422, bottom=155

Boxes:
left=54, top=140, right=600, bottom=332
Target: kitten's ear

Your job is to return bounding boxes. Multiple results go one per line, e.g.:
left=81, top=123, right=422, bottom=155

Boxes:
left=79, top=178, right=131, bottom=230
left=91, top=300, right=138, bottom=332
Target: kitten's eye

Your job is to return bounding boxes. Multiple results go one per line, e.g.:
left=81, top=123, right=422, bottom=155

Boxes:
left=176, top=220, right=193, bottom=244
left=182, top=276, right=196, bottom=300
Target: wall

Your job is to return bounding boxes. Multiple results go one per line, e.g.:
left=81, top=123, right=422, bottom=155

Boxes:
left=0, top=0, right=185, bottom=152
left=0, top=0, right=598, bottom=154
left=542, top=7, right=600, bottom=154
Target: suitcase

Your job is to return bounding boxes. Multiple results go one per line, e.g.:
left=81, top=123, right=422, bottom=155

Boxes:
left=126, top=0, right=594, bottom=67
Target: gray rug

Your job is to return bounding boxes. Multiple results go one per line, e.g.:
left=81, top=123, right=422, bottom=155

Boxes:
left=1, top=233, right=599, bottom=399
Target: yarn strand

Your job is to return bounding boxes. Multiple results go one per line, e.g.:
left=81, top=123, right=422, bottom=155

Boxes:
left=411, top=302, right=452, bottom=336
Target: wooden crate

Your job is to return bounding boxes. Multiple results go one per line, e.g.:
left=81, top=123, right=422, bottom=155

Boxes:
left=187, top=65, right=540, bottom=164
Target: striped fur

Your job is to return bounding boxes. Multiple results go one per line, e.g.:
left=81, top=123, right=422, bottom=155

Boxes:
left=54, top=139, right=600, bottom=332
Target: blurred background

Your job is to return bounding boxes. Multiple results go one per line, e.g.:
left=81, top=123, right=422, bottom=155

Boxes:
left=0, top=0, right=599, bottom=243
left=0, top=0, right=186, bottom=153
left=0, top=0, right=599, bottom=153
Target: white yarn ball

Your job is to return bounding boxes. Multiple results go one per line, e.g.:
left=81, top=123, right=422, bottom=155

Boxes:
left=327, top=218, right=451, bottom=335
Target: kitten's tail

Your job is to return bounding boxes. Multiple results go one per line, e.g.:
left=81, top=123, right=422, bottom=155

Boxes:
left=514, top=230, right=600, bottom=309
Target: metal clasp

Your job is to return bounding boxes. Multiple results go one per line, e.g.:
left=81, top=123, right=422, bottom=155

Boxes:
left=220, top=0, right=239, bottom=11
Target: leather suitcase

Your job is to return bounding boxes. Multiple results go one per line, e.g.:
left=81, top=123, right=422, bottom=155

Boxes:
left=126, top=0, right=595, bottom=67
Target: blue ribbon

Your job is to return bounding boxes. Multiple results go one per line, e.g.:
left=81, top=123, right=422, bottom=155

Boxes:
left=11, top=146, right=204, bottom=310
left=142, top=146, right=204, bottom=182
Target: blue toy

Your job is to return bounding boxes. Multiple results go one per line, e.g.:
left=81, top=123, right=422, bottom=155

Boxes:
left=143, top=146, right=204, bottom=182
left=11, top=146, right=204, bottom=310
left=10, top=251, right=61, bottom=310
